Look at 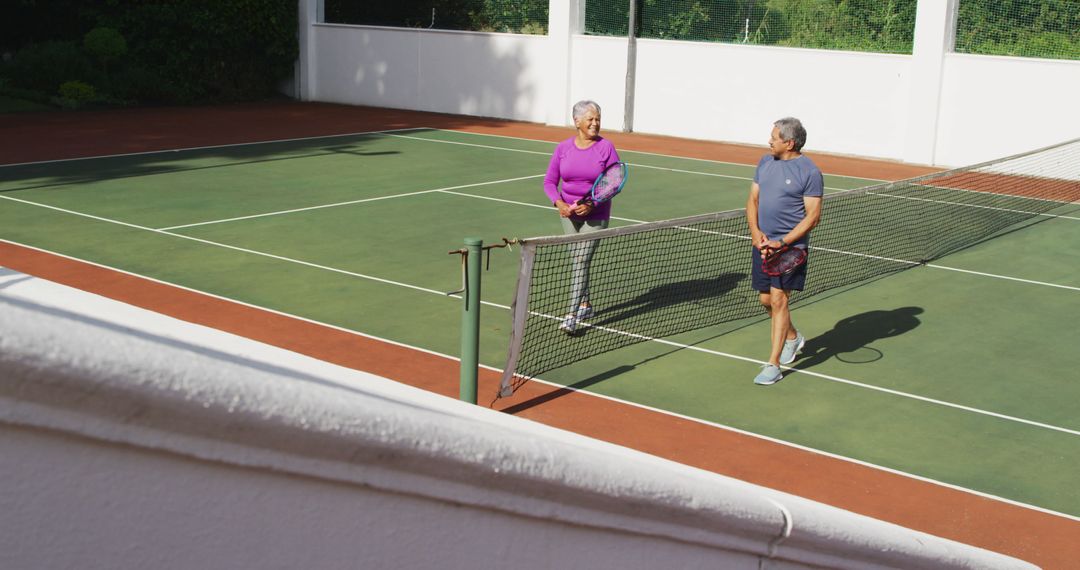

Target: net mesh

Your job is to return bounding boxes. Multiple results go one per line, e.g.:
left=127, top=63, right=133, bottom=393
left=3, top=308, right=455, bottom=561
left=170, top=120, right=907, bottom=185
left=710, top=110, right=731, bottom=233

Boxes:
left=585, top=0, right=916, bottom=54
left=955, top=0, right=1080, bottom=61
left=498, top=138, right=1080, bottom=397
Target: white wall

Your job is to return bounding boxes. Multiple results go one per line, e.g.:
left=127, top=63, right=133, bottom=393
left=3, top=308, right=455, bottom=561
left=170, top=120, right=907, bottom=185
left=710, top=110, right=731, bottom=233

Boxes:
left=300, top=0, right=1080, bottom=168
left=313, top=24, right=551, bottom=124
left=629, top=40, right=911, bottom=160
left=0, top=269, right=1036, bottom=570
left=935, top=53, right=1080, bottom=166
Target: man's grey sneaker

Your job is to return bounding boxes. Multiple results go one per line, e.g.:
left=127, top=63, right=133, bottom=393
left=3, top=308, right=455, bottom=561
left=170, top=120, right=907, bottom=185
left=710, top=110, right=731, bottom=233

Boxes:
left=559, top=314, right=578, bottom=334
left=780, top=332, right=805, bottom=365
left=576, top=304, right=594, bottom=320
left=753, top=364, right=783, bottom=386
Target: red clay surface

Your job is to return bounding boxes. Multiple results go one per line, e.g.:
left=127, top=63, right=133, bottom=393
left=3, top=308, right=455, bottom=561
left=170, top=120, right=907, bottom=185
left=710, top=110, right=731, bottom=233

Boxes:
left=2, top=101, right=1075, bottom=568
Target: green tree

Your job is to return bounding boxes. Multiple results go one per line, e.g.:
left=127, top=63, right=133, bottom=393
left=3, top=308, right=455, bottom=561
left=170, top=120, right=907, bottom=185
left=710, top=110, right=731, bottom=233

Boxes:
left=83, top=27, right=127, bottom=77
left=956, top=0, right=1080, bottom=59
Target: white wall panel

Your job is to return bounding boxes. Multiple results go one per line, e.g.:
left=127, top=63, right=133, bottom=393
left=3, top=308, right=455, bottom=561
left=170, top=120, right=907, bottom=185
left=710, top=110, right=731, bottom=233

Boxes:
left=418, top=31, right=549, bottom=122
left=632, top=40, right=910, bottom=160
left=313, top=25, right=421, bottom=109
left=313, top=24, right=550, bottom=123
left=303, top=21, right=1079, bottom=167
left=567, top=36, right=631, bottom=130
left=935, top=54, right=1080, bottom=167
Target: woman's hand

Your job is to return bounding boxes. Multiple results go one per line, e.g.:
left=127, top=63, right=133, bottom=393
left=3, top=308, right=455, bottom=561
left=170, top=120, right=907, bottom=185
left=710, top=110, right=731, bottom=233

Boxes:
left=572, top=202, right=593, bottom=217
left=556, top=200, right=592, bottom=218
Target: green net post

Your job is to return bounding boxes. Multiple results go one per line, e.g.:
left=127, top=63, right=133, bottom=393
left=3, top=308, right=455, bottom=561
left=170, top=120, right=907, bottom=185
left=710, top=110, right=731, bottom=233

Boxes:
left=459, top=237, right=483, bottom=404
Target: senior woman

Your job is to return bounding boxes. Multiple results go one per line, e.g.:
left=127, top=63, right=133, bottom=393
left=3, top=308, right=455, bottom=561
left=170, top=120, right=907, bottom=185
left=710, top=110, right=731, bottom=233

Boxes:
left=542, top=100, right=622, bottom=334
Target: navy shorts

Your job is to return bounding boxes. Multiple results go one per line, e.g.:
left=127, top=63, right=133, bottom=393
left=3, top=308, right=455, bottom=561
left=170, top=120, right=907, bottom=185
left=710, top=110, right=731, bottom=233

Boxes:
left=751, top=247, right=807, bottom=292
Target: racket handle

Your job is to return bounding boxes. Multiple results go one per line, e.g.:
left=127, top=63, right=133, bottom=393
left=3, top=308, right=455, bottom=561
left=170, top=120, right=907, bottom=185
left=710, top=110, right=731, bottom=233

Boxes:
left=568, top=200, right=591, bottom=215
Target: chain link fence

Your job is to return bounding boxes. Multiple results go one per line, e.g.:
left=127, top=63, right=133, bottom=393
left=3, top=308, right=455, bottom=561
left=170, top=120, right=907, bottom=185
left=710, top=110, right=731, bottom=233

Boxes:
left=587, top=0, right=916, bottom=54
left=324, top=0, right=548, bottom=34
left=955, top=0, right=1080, bottom=60
left=324, top=0, right=1079, bottom=61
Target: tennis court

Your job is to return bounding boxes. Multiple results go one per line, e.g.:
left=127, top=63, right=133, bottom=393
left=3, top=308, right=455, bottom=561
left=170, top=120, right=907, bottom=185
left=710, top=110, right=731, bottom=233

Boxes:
left=2, top=104, right=1078, bottom=566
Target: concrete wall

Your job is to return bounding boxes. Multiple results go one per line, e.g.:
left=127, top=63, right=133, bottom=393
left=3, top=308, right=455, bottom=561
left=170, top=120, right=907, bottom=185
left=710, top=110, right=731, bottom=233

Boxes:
left=0, top=269, right=1036, bottom=570
left=299, top=0, right=1080, bottom=168
left=310, top=24, right=551, bottom=124
left=935, top=53, right=1080, bottom=166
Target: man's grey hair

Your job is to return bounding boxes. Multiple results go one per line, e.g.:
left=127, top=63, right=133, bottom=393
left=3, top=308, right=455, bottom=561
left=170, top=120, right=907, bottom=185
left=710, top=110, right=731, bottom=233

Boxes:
left=774, top=117, right=807, bottom=152
left=572, top=100, right=601, bottom=121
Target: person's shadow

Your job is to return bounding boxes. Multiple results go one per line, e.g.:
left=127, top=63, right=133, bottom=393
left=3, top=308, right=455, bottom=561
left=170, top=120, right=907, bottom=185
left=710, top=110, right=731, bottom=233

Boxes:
left=794, top=307, right=924, bottom=370
left=589, top=272, right=746, bottom=332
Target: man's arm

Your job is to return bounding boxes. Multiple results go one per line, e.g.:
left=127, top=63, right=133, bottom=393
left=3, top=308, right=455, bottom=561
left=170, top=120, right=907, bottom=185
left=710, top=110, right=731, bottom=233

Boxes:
left=764, top=195, right=821, bottom=250
left=746, top=182, right=766, bottom=248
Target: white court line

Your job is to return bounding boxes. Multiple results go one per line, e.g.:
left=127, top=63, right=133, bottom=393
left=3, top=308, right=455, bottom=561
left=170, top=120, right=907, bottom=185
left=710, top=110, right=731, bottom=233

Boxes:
left=406, top=129, right=1080, bottom=216
left=0, top=127, right=429, bottom=168
left=437, top=189, right=649, bottom=224
left=911, top=181, right=1080, bottom=207
left=158, top=174, right=545, bottom=231
left=393, top=130, right=1079, bottom=223
left=524, top=308, right=1080, bottom=438
left=0, top=195, right=458, bottom=300
left=510, top=370, right=1080, bottom=523
left=6, top=135, right=1074, bottom=295
left=383, top=132, right=852, bottom=190
left=869, top=190, right=1080, bottom=222
left=3, top=238, right=1077, bottom=524
left=7, top=192, right=1078, bottom=437
left=926, top=264, right=1080, bottom=291
left=433, top=191, right=1079, bottom=286
left=424, top=128, right=892, bottom=182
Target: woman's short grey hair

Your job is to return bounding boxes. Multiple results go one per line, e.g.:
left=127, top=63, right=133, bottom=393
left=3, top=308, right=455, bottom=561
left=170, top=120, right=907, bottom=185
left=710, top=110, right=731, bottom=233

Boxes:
left=774, top=117, right=807, bottom=152
left=572, top=100, right=601, bottom=121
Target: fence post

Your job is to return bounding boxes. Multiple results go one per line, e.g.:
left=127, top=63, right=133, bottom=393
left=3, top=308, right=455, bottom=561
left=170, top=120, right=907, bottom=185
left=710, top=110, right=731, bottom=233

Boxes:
left=903, top=0, right=960, bottom=165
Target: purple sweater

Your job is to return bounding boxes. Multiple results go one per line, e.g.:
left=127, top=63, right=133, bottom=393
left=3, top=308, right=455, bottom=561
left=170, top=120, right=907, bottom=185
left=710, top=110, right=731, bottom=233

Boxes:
left=543, top=137, right=621, bottom=221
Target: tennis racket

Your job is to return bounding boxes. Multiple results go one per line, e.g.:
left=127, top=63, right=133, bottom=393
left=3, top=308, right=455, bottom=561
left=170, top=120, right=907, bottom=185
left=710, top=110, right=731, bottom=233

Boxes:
left=762, top=245, right=807, bottom=276
left=572, top=161, right=629, bottom=209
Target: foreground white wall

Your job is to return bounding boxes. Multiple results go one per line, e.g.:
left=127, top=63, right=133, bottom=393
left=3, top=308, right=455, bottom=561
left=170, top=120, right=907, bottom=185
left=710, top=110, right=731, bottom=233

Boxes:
left=299, top=0, right=1080, bottom=168
left=0, top=270, right=1036, bottom=570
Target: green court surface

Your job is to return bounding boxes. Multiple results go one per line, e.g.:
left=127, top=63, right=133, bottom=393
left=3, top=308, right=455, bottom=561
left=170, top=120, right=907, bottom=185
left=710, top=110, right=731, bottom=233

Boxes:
left=2, top=128, right=1078, bottom=518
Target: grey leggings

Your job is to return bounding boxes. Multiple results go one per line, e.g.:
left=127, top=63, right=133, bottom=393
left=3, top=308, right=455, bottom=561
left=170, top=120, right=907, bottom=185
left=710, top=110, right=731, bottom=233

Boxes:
left=560, top=217, right=609, bottom=314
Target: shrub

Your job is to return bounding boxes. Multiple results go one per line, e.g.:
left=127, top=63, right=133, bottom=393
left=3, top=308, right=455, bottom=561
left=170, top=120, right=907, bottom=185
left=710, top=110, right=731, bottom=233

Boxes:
left=54, top=80, right=97, bottom=109
left=58, top=80, right=96, bottom=100
left=7, top=41, right=94, bottom=93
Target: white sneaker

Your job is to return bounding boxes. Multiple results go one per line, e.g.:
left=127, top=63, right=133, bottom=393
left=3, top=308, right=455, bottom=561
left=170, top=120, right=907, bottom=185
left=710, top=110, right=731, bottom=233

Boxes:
left=753, top=364, right=783, bottom=386
left=559, top=314, right=578, bottom=334
left=780, top=332, right=805, bottom=365
left=576, top=304, right=594, bottom=320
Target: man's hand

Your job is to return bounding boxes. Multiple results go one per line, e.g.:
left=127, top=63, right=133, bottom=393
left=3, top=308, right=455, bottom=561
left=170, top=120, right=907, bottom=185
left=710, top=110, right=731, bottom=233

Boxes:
left=751, top=230, right=766, bottom=248
left=756, top=235, right=774, bottom=259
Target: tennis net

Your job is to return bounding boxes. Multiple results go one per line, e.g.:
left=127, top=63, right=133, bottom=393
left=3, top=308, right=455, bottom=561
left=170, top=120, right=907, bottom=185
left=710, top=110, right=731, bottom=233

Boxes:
left=497, top=137, right=1080, bottom=398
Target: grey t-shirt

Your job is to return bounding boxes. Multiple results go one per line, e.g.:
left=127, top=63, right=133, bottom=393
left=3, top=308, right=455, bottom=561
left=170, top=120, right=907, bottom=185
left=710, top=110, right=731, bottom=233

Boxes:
left=753, top=154, right=823, bottom=246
